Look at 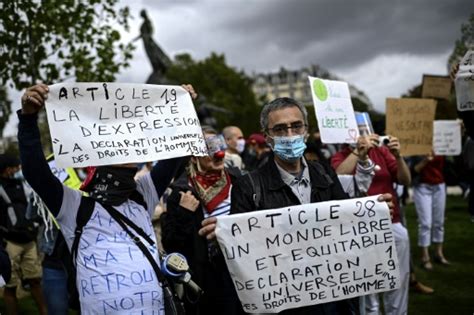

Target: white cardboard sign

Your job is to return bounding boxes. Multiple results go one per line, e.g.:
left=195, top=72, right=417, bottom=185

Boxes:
left=309, top=77, right=359, bottom=144
left=455, top=50, right=474, bottom=111
left=45, top=83, right=207, bottom=167
left=216, top=196, right=400, bottom=313
left=433, top=120, right=462, bottom=156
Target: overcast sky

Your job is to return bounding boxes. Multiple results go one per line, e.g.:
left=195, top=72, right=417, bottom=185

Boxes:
left=4, top=0, right=473, bottom=136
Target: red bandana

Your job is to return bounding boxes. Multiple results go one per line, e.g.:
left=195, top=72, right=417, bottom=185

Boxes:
left=187, top=165, right=231, bottom=214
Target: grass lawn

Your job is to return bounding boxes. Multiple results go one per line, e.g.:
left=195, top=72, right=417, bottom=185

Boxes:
left=404, top=194, right=474, bottom=314
left=1, top=195, right=473, bottom=314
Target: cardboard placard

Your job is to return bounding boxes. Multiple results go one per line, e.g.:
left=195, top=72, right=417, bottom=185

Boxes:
left=385, top=98, right=437, bottom=156
left=421, top=75, right=452, bottom=100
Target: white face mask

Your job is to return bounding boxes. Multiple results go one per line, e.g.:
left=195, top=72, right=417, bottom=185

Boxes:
left=236, top=139, right=246, bottom=154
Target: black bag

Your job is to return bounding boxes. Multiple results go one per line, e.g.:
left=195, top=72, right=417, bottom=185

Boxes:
left=0, top=185, right=37, bottom=243
left=68, top=196, right=185, bottom=314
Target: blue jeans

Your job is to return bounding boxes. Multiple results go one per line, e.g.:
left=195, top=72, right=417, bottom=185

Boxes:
left=42, top=266, right=69, bottom=315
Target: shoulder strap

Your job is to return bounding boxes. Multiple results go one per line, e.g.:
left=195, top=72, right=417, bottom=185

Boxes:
left=247, top=173, right=261, bottom=209
left=313, top=161, right=333, bottom=185
left=0, top=185, right=12, bottom=204
left=100, top=203, right=168, bottom=285
left=129, top=190, right=147, bottom=209
left=71, top=196, right=95, bottom=266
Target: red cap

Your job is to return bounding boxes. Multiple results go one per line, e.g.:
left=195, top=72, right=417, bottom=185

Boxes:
left=79, top=167, right=97, bottom=191
left=247, top=133, right=266, bottom=145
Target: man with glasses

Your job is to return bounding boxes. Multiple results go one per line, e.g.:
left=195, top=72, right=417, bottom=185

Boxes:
left=199, top=97, right=393, bottom=314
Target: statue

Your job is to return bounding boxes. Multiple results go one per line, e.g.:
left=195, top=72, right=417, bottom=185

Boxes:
left=137, top=10, right=172, bottom=84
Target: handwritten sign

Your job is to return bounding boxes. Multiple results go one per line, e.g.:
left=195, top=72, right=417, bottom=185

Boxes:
left=455, top=50, right=474, bottom=111
left=421, top=75, right=452, bottom=100
left=309, top=77, right=359, bottom=144
left=216, top=196, right=400, bottom=313
left=386, top=98, right=437, bottom=156
left=45, top=83, right=208, bottom=168
left=47, top=159, right=69, bottom=183
left=433, top=120, right=462, bottom=156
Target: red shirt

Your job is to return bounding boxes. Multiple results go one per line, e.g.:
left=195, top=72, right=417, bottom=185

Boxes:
left=332, top=146, right=401, bottom=223
left=419, top=156, right=444, bottom=185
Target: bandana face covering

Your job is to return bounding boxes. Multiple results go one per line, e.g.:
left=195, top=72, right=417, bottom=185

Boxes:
left=187, top=162, right=231, bottom=213
left=88, top=166, right=137, bottom=206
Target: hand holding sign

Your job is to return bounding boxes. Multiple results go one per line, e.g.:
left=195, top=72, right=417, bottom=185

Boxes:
left=21, top=84, right=49, bottom=114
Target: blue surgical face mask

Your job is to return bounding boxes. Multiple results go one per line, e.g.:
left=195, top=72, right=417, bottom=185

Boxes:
left=270, top=135, right=307, bottom=162
left=13, top=170, right=24, bottom=181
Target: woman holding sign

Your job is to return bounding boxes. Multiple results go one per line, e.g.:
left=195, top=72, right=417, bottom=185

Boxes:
left=161, top=126, right=245, bottom=315
left=332, top=134, right=411, bottom=315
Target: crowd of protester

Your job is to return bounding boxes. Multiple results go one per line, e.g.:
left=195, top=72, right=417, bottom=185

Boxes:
left=0, top=69, right=473, bottom=315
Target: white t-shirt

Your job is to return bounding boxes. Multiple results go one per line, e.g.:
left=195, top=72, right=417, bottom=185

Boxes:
left=57, top=173, right=164, bottom=315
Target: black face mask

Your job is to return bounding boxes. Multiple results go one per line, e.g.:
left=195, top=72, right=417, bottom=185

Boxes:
left=88, top=166, right=137, bottom=206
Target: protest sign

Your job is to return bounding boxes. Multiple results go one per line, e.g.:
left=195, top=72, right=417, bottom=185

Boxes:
left=45, top=83, right=207, bottom=168
left=421, top=75, right=452, bottom=100
left=355, top=112, right=374, bottom=136
left=309, top=77, right=359, bottom=144
left=385, top=98, right=437, bottom=156
left=48, top=159, right=69, bottom=183
left=216, top=196, right=400, bottom=313
left=433, top=120, right=462, bottom=156
left=455, top=50, right=474, bottom=111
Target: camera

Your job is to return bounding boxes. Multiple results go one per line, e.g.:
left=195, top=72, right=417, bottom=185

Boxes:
left=378, top=136, right=390, bottom=147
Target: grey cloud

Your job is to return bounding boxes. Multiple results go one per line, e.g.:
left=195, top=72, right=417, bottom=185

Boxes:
left=198, top=0, right=474, bottom=70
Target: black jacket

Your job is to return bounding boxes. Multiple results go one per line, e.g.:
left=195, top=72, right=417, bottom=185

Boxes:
left=161, top=167, right=245, bottom=315
left=230, top=157, right=359, bottom=315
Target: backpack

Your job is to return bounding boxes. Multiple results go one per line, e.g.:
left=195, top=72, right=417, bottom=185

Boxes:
left=67, top=194, right=185, bottom=314
left=0, top=184, right=37, bottom=243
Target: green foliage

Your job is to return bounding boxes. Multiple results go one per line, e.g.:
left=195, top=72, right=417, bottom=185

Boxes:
left=0, top=0, right=135, bottom=90
left=351, top=97, right=369, bottom=112
left=166, top=53, right=261, bottom=134
left=448, top=13, right=474, bottom=70
left=0, top=86, right=12, bottom=137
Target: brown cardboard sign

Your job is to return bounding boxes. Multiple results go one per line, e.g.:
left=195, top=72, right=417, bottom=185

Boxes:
left=421, top=75, right=452, bottom=100
left=386, top=98, right=437, bottom=156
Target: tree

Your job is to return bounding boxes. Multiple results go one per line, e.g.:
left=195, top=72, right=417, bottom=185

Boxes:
left=0, top=0, right=135, bottom=90
left=448, top=13, right=474, bottom=70
left=0, top=86, right=12, bottom=138
left=166, top=53, right=261, bottom=134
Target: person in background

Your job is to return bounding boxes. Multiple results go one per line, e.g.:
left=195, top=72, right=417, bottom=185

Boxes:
left=0, top=154, right=47, bottom=315
left=161, top=126, right=244, bottom=315
left=241, top=132, right=271, bottom=171
left=332, top=134, right=411, bottom=315
left=303, top=140, right=326, bottom=163
left=223, top=126, right=245, bottom=169
left=410, top=152, right=450, bottom=269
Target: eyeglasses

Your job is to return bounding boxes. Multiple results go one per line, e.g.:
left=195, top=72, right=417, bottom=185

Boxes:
left=266, top=122, right=307, bottom=136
